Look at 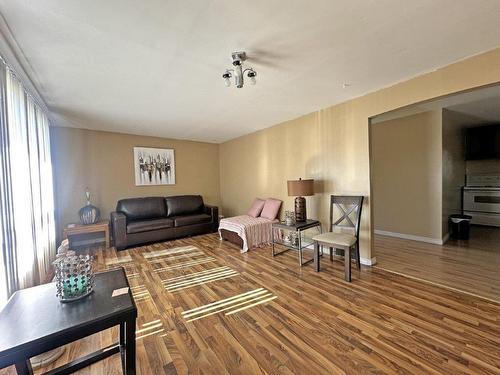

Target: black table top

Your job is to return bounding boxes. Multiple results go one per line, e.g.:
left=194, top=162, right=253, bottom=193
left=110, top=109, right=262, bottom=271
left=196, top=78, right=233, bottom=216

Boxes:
left=0, top=268, right=135, bottom=357
left=272, top=219, right=321, bottom=230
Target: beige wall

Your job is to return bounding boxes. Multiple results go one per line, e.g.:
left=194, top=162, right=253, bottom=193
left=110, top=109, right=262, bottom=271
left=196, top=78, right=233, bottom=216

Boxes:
left=220, top=48, right=500, bottom=261
left=371, top=109, right=483, bottom=241
left=371, top=111, right=443, bottom=240
left=51, top=127, right=220, bottom=239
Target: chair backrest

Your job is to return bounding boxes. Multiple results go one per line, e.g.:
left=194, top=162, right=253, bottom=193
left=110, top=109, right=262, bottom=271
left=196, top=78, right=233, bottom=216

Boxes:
left=330, top=195, right=364, bottom=239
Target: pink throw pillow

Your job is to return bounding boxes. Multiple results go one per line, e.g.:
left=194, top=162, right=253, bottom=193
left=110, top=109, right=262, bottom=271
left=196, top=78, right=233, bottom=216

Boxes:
left=260, top=198, right=282, bottom=220
left=247, top=198, right=265, bottom=218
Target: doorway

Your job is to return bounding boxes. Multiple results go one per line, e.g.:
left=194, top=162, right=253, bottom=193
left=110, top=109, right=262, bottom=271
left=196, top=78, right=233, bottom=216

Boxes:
left=369, top=84, right=500, bottom=302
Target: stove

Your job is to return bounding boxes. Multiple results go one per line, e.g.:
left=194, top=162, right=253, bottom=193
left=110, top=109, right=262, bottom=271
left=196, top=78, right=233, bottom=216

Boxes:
left=463, top=174, right=500, bottom=227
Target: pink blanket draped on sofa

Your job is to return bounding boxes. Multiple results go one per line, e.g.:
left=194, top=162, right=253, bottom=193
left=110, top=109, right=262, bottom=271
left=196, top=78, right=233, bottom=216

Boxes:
left=218, top=215, right=278, bottom=253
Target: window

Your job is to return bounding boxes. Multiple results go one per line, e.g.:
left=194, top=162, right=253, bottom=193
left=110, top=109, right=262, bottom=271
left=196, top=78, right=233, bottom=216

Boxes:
left=0, top=57, right=55, bottom=306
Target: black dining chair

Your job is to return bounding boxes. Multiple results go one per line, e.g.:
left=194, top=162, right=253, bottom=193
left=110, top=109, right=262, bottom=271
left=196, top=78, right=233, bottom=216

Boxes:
left=312, top=195, right=364, bottom=281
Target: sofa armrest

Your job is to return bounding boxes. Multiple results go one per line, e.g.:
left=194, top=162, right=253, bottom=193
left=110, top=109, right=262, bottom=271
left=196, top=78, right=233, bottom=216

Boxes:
left=110, top=211, right=127, bottom=250
left=204, top=204, right=219, bottom=231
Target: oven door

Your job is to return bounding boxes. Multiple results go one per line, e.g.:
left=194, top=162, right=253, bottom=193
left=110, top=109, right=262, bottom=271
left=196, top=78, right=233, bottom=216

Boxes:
left=463, top=189, right=500, bottom=213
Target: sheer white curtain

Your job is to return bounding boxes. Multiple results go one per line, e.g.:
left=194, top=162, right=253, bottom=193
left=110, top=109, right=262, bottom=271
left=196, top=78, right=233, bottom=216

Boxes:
left=0, top=59, right=55, bottom=306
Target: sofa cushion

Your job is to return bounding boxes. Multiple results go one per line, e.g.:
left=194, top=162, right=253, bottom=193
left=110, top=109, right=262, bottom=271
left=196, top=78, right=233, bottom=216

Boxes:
left=117, top=197, right=167, bottom=220
left=312, top=232, right=357, bottom=247
left=126, top=218, right=173, bottom=234
left=247, top=198, right=265, bottom=218
left=173, top=213, right=211, bottom=227
left=165, top=195, right=204, bottom=217
left=260, top=198, right=282, bottom=220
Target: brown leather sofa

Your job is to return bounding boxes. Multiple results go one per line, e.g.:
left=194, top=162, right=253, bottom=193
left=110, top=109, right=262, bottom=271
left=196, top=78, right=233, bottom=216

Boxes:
left=110, top=195, right=218, bottom=250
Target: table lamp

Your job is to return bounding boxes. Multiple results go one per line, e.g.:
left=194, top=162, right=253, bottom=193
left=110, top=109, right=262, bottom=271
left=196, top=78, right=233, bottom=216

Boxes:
left=287, top=178, right=314, bottom=222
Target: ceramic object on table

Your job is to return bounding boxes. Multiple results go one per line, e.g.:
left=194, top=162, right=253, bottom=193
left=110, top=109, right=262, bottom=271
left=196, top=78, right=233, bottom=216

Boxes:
left=78, top=187, right=100, bottom=225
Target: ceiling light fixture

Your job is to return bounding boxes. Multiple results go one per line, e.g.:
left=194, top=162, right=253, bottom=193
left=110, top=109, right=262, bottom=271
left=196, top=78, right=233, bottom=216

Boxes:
left=222, top=51, right=257, bottom=88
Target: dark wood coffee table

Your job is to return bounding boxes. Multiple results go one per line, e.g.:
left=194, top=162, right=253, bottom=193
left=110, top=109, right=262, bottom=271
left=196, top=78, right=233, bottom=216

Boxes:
left=0, top=268, right=137, bottom=374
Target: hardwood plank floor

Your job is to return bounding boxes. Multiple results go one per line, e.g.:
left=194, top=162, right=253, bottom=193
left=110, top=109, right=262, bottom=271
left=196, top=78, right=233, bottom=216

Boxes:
left=374, top=225, right=500, bottom=302
left=1, top=233, right=500, bottom=374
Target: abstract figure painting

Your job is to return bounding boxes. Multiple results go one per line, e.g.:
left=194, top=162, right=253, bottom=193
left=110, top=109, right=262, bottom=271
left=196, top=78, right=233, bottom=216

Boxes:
left=134, top=147, right=175, bottom=186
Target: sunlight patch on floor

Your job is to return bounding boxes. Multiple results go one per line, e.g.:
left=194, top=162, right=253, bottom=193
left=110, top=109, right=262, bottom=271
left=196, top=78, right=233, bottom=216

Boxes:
left=162, top=266, right=238, bottom=292
left=153, top=257, right=217, bottom=272
left=104, top=254, right=133, bottom=266
left=130, top=284, right=151, bottom=302
left=146, top=252, right=206, bottom=263
left=182, top=288, right=277, bottom=322
left=136, top=319, right=165, bottom=340
left=143, top=246, right=199, bottom=258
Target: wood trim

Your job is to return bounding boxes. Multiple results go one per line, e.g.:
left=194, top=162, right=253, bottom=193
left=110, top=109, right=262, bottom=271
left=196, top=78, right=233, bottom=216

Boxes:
left=374, top=229, right=444, bottom=245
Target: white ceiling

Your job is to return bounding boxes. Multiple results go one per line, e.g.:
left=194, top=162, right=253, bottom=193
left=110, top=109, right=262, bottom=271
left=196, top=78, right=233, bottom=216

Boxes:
left=1, top=0, right=500, bottom=143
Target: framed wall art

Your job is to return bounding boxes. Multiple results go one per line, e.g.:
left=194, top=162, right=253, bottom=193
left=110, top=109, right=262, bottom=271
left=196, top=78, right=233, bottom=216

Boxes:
left=134, top=147, right=175, bottom=186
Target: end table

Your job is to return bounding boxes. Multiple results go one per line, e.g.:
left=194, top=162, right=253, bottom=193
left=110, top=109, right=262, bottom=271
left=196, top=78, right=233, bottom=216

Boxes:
left=0, top=268, right=137, bottom=374
left=63, top=220, right=110, bottom=248
left=272, top=219, right=322, bottom=266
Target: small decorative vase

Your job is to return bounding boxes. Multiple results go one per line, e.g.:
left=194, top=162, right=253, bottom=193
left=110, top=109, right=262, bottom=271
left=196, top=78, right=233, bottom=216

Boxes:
left=53, top=250, right=94, bottom=302
left=285, top=210, right=295, bottom=226
left=79, top=187, right=100, bottom=225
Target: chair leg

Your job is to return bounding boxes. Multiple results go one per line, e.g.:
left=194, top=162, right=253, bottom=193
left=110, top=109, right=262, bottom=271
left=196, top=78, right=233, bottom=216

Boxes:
left=314, top=241, right=320, bottom=272
left=329, top=247, right=333, bottom=261
left=344, top=246, right=351, bottom=282
left=355, top=242, right=361, bottom=269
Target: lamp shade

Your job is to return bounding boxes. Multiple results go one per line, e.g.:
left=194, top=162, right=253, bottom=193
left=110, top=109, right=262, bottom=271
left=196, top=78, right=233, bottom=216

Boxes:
left=287, top=179, right=314, bottom=197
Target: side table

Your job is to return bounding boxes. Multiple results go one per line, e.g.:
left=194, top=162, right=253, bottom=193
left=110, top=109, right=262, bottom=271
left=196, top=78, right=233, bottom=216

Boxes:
left=272, top=220, right=322, bottom=266
left=63, top=220, right=110, bottom=248
left=0, top=268, right=137, bottom=374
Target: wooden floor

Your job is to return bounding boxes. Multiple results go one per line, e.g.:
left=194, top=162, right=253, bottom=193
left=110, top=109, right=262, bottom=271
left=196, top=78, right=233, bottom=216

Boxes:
left=2, top=233, right=500, bottom=374
left=374, top=226, right=500, bottom=303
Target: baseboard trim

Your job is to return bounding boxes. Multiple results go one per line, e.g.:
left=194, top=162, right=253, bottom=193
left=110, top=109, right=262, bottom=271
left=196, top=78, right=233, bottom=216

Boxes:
left=361, top=257, right=377, bottom=266
left=374, top=230, right=444, bottom=245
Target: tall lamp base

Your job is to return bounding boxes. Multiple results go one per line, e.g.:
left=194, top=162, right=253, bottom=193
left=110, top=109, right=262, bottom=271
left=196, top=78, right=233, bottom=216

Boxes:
left=294, top=196, right=307, bottom=222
